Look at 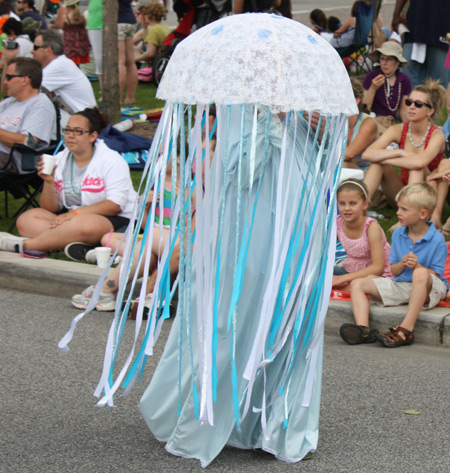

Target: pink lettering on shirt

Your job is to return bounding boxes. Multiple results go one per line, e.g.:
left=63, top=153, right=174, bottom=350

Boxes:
left=82, top=175, right=106, bottom=193
left=54, top=179, right=63, bottom=193
left=0, top=115, right=22, bottom=127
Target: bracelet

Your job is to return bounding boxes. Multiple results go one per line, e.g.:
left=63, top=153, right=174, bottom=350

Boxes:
left=72, top=209, right=78, bottom=216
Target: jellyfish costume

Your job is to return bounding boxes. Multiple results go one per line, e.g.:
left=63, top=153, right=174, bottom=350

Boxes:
left=59, top=13, right=357, bottom=468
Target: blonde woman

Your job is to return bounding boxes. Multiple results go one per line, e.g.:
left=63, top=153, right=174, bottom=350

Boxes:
left=362, top=80, right=446, bottom=227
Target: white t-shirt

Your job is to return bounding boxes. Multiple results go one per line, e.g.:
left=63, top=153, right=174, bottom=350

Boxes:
left=0, top=93, right=56, bottom=173
left=42, top=55, right=97, bottom=112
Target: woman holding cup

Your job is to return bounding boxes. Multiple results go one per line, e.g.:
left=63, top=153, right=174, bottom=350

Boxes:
left=0, top=107, right=137, bottom=255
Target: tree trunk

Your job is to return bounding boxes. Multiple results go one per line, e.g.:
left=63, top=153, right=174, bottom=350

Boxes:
left=102, top=0, right=121, bottom=124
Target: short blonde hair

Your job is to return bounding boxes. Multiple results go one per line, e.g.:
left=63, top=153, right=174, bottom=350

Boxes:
left=395, top=182, right=437, bottom=215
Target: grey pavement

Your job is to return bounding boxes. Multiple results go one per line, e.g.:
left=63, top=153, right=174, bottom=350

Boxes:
left=1, top=287, right=449, bottom=473
left=1, top=250, right=450, bottom=347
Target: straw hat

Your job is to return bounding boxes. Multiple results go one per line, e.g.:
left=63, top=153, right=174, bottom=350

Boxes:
left=63, top=0, right=79, bottom=6
left=368, top=41, right=408, bottom=67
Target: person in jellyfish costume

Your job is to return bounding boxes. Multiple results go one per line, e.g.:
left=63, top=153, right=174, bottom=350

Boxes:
left=59, top=12, right=357, bottom=468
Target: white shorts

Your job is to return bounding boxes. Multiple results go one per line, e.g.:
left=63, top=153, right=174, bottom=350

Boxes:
left=87, top=29, right=103, bottom=75
left=373, top=275, right=447, bottom=309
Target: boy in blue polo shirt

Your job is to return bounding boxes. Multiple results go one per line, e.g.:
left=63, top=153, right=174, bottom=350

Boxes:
left=340, top=182, right=449, bottom=348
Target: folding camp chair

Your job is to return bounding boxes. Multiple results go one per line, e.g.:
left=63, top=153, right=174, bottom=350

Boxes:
left=0, top=102, right=62, bottom=231
left=335, top=0, right=382, bottom=74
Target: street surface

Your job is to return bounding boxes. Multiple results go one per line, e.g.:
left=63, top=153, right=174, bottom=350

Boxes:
left=1, top=287, right=449, bottom=473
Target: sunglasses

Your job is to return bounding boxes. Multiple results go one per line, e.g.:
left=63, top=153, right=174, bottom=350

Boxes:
left=33, top=44, right=45, bottom=50
left=62, top=127, right=90, bottom=136
left=405, top=98, right=432, bottom=109
left=5, top=74, right=26, bottom=81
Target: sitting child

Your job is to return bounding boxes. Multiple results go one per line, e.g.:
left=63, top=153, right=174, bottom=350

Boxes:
left=327, top=16, right=342, bottom=33
left=326, top=1, right=359, bottom=48
left=333, top=179, right=392, bottom=292
left=340, top=182, right=449, bottom=347
left=309, top=8, right=327, bottom=35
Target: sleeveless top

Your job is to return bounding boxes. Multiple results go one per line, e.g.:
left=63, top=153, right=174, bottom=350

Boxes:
left=63, top=16, right=91, bottom=62
left=154, top=189, right=173, bottom=227
left=399, top=121, right=444, bottom=185
left=337, top=215, right=392, bottom=277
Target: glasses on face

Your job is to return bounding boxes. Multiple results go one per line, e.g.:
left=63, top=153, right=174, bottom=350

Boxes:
left=5, top=74, right=26, bottom=81
left=405, top=98, right=432, bottom=109
left=33, top=44, right=44, bottom=50
left=62, top=127, right=90, bottom=136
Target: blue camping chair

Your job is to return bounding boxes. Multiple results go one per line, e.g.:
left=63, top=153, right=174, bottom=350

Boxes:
left=335, top=0, right=381, bottom=74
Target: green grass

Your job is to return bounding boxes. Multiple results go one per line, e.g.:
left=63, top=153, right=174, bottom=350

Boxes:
left=91, top=81, right=166, bottom=111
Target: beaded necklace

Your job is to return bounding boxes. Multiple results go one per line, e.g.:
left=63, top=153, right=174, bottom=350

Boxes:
left=408, top=121, right=431, bottom=148
left=384, top=76, right=402, bottom=113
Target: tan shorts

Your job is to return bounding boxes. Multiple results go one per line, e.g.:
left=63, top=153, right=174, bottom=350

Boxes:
left=118, top=23, right=137, bottom=41
left=373, top=275, right=447, bottom=309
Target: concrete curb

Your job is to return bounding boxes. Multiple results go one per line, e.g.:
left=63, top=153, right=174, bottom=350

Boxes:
left=0, top=251, right=101, bottom=299
left=1, top=250, right=449, bottom=347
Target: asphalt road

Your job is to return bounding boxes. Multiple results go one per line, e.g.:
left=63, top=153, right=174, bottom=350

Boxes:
left=1, top=287, right=449, bottom=473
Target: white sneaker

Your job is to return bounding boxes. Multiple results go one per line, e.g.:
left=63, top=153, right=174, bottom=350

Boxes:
left=0, top=232, right=27, bottom=253
left=71, top=285, right=116, bottom=312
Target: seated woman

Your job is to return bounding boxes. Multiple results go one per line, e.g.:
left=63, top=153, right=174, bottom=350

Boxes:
left=363, top=41, right=411, bottom=135
left=134, top=3, right=171, bottom=65
left=0, top=108, right=137, bottom=254
left=343, top=78, right=378, bottom=169
left=362, top=80, right=446, bottom=215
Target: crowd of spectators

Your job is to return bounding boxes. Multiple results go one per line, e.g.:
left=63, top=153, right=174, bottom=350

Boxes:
left=0, top=0, right=448, bottom=346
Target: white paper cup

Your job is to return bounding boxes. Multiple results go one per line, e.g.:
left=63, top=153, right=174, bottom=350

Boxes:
left=41, top=154, right=56, bottom=175
left=95, top=247, right=111, bottom=269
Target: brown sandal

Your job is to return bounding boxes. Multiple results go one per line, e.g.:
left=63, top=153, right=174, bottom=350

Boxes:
left=377, top=326, right=414, bottom=348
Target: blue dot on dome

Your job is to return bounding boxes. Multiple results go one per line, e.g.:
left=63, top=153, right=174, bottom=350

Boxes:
left=211, top=25, right=224, bottom=35
left=258, top=29, right=271, bottom=39
left=307, top=35, right=318, bottom=45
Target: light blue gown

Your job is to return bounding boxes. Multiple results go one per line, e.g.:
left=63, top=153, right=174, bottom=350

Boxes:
left=139, top=105, right=334, bottom=467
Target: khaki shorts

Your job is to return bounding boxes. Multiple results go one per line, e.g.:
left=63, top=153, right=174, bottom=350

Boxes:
left=373, top=275, right=447, bottom=309
left=118, top=23, right=137, bottom=41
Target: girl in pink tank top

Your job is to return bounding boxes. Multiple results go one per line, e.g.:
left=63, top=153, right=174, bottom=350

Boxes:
left=334, top=179, right=393, bottom=292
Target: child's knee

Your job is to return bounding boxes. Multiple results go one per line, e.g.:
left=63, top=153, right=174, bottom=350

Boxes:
left=349, top=277, right=364, bottom=292
left=412, top=267, right=431, bottom=284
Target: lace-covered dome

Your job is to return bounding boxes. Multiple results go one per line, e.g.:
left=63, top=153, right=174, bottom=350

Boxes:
left=157, top=13, right=358, bottom=115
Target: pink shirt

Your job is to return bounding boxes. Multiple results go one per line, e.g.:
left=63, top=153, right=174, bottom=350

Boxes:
left=337, top=215, right=392, bottom=278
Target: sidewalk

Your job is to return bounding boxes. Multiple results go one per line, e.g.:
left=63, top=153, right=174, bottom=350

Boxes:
left=1, top=249, right=449, bottom=347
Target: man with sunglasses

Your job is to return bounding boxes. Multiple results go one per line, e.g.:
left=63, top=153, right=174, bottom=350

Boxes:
left=0, top=57, right=55, bottom=173
left=32, top=30, right=96, bottom=119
